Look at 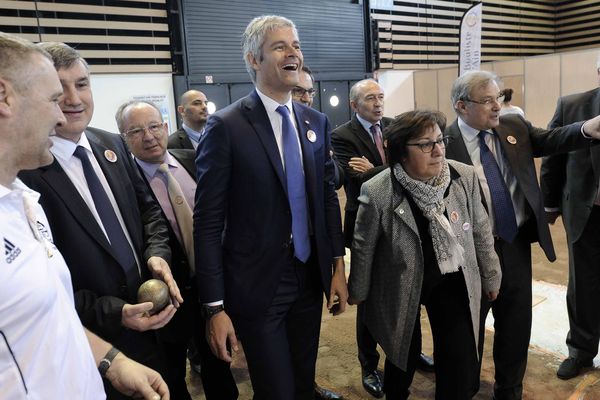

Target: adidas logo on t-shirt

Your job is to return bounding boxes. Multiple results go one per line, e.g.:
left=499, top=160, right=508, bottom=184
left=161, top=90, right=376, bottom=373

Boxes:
left=4, top=238, right=21, bottom=264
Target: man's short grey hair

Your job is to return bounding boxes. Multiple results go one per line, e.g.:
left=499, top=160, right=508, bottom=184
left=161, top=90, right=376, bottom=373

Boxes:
left=37, top=42, right=89, bottom=71
left=115, top=100, right=162, bottom=134
left=242, top=15, right=298, bottom=83
left=349, top=78, right=380, bottom=103
left=451, top=70, right=500, bottom=114
left=0, top=32, right=52, bottom=93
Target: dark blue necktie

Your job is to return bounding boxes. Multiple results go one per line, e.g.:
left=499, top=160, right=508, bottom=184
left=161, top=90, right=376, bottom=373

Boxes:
left=276, top=105, right=311, bottom=262
left=478, top=131, right=518, bottom=243
left=73, top=146, right=140, bottom=295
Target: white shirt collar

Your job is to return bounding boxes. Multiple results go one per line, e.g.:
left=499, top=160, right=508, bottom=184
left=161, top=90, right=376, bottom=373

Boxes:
left=50, top=132, right=92, bottom=162
left=255, top=88, right=294, bottom=114
left=0, top=178, right=41, bottom=203
left=457, top=117, right=492, bottom=144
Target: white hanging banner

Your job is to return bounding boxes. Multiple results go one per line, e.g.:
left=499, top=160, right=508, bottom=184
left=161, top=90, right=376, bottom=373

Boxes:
left=459, top=3, right=482, bottom=76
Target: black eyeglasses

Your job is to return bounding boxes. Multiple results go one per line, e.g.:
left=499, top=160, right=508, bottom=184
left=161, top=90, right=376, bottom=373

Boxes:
left=464, top=95, right=504, bottom=106
left=406, top=136, right=452, bottom=153
left=123, top=122, right=165, bottom=139
left=292, top=87, right=316, bottom=98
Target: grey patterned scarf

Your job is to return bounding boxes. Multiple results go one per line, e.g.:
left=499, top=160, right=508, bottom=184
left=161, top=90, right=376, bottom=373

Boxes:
left=393, top=160, right=464, bottom=274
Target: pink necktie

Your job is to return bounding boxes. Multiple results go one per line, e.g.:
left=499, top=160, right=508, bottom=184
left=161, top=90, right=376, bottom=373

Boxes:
left=370, top=124, right=386, bottom=164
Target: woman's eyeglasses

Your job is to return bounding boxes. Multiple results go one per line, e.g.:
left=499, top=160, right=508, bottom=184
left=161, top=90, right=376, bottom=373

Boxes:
left=406, top=136, right=452, bottom=153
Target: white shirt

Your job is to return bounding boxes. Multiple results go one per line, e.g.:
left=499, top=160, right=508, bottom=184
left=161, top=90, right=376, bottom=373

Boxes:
left=50, top=134, right=141, bottom=273
left=500, top=104, right=525, bottom=118
left=457, top=118, right=528, bottom=234
left=0, top=179, right=105, bottom=399
left=255, top=88, right=304, bottom=170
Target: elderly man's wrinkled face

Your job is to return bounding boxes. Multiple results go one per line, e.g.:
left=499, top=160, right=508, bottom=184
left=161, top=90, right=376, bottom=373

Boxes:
left=121, top=104, right=168, bottom=164
left=351, top=81, right=384, bottom=125
left=456, top=81, right=502, bottom=131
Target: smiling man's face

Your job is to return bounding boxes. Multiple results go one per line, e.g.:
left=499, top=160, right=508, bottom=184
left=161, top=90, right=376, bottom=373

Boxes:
left=250, top=26, right=303, bottom=101
left=55, top=59, right=94, bottom=141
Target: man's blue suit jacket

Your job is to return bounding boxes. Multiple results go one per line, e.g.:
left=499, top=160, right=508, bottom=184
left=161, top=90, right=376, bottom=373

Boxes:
left=193, top=90, right=345, bottom=318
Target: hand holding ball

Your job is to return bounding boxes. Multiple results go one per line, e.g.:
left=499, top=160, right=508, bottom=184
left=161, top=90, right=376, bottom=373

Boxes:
left=137, top=279, right=170, bottom=314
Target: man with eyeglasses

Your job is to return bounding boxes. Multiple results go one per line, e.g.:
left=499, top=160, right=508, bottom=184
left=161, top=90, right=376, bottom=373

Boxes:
left=540, top=55, right=600, bottom=381
left=116, top=101, right=239, bottom=399
left=169, top=89, right=209, bottom=150
left=445, top=70, right=600, bottom=400
left=19, top=42, right=183, bottom=399
left=292, top=66, right=317, bottom=107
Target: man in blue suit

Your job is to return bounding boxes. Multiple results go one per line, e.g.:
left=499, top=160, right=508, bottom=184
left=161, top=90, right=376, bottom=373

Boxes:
left=194, top=15, right=348, bottom=400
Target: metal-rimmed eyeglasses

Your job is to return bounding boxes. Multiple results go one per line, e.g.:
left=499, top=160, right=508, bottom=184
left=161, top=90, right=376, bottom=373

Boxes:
left=463, top=94, right=504, bottom=106
left=406, top=136, right=452, bottom=153
left=123, top=122, right=165, bottom=139
left=292, top=87, right=316, bottom=98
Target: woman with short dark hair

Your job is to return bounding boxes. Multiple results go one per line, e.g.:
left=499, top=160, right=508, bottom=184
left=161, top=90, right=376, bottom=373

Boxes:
left=499, top=88, right=525, bottom=117
left=348, top=109, right=502, bottom=399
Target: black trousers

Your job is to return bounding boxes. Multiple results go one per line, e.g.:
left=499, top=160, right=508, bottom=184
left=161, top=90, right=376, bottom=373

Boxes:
left=474, top=228, right=532, bottom=400
left=158, top=282, right=238, bottom=400
left=357, top=304, right=381, bottom=372
left=566, top=206, right=600, bottom=362
left=161, top=317, right=238, bottom=400
left=233, top=254, right=323, bottom=400
left=384, top=272, right=477, bottom=400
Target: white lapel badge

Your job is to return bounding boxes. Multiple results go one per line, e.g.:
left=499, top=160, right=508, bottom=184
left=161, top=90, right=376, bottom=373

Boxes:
left=307, top=130, right=317, bottom=143
left=462, top=222, right=471, bottom=231
left=506, top=135, right=517, bottom=145
left=104, top=150, right=117, bottom=163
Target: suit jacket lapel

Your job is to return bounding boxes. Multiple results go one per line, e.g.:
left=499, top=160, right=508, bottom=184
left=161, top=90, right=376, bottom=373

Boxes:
left=351, top=116, right=382, bottom=164
left=40, top=158, right=113, bottom=254
left=445, top=120, right=473, bottom=165
left=243, top=91, right=287, bottom=192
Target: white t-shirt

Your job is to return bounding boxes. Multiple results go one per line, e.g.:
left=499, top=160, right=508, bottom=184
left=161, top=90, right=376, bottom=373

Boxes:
left=0, top=179, right=105, bottom=399
left=500, top=104, right=525, bottom=117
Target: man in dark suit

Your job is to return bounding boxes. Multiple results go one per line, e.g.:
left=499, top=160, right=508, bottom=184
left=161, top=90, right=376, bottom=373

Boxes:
left=445, top=70, right=600, bottom=400
left=540, top=60, right=600, bottom=380
left=331, top=78, right=390, bottom=398
left=168, top=89, right=209, bottom=150
left=117, top=100, right=238, bottom=399
left=18, top=42, right=183, bottom=399
left=194, top=15, right=348, bottom=400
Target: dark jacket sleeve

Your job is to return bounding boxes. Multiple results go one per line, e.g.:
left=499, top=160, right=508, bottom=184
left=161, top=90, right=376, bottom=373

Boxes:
left=540, top=97, right=568, bottom=209
left=193, top=115, right=230, bottom=304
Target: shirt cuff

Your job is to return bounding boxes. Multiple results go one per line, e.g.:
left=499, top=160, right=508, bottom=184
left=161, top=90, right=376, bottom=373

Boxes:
left=544, top=207, right=560, bottom=212
left=204, top=300, right=224, bottom=306
left=581, top=121, right=593, bottom=139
